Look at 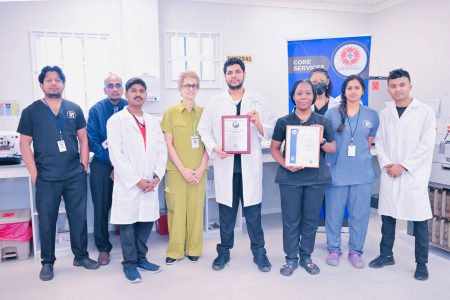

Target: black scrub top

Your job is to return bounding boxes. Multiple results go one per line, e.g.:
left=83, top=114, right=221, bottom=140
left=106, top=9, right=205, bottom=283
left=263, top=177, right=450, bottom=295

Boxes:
left=17, top=99, right=86, bottom=181
left=272, top=111, right=334, bottom=186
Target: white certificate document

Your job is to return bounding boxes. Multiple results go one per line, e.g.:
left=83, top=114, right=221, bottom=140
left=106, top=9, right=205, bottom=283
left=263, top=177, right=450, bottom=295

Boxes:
left=221, top=115, right=251, bottom=154
left=285, top=125, right=320, bottom=168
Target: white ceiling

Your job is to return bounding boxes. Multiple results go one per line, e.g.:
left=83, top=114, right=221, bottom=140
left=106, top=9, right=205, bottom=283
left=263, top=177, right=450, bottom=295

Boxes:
left=185, top=0, right=410, bottom=13
left=0, top=0, right=411, bottom=13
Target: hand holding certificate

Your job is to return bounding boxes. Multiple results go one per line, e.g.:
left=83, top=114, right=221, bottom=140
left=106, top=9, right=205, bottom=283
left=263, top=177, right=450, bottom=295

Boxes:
left=285, top=125, right=320, bottom=168
left=222, top=115, right=251, bottom=154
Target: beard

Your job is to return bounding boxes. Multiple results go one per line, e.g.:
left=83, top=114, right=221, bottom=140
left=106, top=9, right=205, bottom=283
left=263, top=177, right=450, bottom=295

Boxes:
left=46, top=92, right=62, bottom=98
left=227, top=81, right=243, bottom=90
left=108, top=96, right=121, bottom=102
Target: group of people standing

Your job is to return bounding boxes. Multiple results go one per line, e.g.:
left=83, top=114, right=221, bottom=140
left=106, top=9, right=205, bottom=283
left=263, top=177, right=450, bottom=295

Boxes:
left=17, top=58, right=435, bottom=284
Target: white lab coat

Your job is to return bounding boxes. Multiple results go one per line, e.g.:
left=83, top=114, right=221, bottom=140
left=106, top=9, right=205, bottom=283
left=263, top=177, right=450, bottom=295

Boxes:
left=107, top=108, right=167, bottom=224
left=197, top=90, right=276, bottom=207
left=376, top=98, right=436, bottom=221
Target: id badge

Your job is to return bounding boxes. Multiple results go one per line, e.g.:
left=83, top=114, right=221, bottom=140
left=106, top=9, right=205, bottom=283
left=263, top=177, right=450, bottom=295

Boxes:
left=347, top=144, right=356, bottom=157
left=102, top=139, right=108, bottom=149
left=191, top=135, right=199, bottom=148
left=57, top=140, right=67, bottom=152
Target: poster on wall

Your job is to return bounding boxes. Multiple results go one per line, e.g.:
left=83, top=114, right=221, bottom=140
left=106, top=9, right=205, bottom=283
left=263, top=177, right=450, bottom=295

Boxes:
left=0, top=101, right=21, bottom=117
left=287, top=35, right=371, bottom=112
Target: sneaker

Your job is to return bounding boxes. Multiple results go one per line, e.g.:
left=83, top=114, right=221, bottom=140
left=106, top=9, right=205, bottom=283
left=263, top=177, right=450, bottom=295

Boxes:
left=253, top=254, right=272, bottom=272
left=73, top=257, right=100, bottom=270
left=414, top=263, right=429, bottom=281
left=368, top=255, right=395, bottom=269
left=212, top=252, right=230, bottom=271
left=326, top=252, right=340, bottom=266
left=280, top=261, right=298, bottom=276
left=98, top=252, right=110, bottom=266
left=348, top=253, right=365, bottom=269
left=39, top=263, right=54, bottom=281
left=186, top=255, right=200, bottom=263
left=123, top=267, right=141, bottom=283
left=299, top=259, right=320, bottom=275
left=137, top=261, right=161, bottom=273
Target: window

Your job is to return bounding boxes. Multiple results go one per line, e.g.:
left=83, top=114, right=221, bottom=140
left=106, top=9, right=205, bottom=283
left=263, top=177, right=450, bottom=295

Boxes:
left=29, top=31, right=119, bottom=114
left=164, top=32, right=222, bottom=88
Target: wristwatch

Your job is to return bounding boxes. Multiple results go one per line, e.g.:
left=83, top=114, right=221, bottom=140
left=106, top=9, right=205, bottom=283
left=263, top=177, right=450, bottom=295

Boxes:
left=320, top=138, right=327, bottom=147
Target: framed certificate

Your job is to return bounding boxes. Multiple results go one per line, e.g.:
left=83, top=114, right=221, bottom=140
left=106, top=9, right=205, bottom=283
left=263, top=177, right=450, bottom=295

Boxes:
left=285, top=125, right=320, bottom=168
left=221, top=115, right=251, bottom=154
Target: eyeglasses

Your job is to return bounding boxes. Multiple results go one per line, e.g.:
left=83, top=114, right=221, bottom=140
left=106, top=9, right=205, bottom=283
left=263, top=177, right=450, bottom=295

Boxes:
left=106, top=83, right=122, bottom=89
left=181, top=84, right=199, bottom=90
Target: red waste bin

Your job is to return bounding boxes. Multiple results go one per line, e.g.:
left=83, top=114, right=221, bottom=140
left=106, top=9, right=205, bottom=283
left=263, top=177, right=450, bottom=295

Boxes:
left=156, top=213, right=169, bottom=235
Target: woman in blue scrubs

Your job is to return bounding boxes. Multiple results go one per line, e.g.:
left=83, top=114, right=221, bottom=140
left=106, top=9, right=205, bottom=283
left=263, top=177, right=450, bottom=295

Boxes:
left=324, top=75, right=379, bottom=268
left=271, top=80, right=336, bottom=276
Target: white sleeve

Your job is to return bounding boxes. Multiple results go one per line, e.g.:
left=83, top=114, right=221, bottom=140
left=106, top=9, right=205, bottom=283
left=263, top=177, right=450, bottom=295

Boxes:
left=259, top=96, right=276, bottom=139
left=375, top=112, right=392, bottom=169
left=154, top=120, right=168, bottom=180
left=198, top=97, right=219, bottom=158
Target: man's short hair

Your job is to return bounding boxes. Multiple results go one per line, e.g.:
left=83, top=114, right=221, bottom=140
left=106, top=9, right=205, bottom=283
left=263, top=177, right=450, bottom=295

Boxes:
left=388, top=68, right=411, bottom=83
left=38, top=66, right=66, bottom=84
left=125, top=77, right=147, bottom=92
left=223, top=57, right=245, bottom=74
left=104, top=74, right=122, bottom=87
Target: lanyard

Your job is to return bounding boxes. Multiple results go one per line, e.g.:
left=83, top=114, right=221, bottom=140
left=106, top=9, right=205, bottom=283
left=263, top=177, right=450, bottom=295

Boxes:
left=43, top=99, right=65, bottom=140
left=192, top=116, right=197, bottom=135
left=128, top=108, right=145, bottom=129
left=190, top=109, right=198, bottom=136
left=346, top=107, right=361, bottom=144
left=128, top=109, right=146, bottom=148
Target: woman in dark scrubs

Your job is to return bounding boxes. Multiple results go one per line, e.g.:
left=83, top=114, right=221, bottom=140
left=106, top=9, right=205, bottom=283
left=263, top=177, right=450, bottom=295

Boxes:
left=271, top=79, right=336, bottom=276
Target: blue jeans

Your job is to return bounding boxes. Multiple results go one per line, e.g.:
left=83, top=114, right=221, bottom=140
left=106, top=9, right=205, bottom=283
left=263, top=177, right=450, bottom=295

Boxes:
left=325, top=183, right=371, bottom=255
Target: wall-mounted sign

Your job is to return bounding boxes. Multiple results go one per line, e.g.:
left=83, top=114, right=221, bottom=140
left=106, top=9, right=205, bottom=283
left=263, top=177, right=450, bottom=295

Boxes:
left=225, top=55, right=253, bottom=64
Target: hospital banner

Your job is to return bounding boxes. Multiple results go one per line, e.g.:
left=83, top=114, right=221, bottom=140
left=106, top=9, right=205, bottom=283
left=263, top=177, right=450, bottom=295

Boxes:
left=287, top=36, right=371, bottom=111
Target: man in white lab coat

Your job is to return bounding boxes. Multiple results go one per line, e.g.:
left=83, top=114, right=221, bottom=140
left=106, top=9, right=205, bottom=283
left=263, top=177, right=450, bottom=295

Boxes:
left=107, top=77, right=167, bottom=283
left=369, top=69, right=436, bottom=281
left=198, top=58, right=276, bottom=272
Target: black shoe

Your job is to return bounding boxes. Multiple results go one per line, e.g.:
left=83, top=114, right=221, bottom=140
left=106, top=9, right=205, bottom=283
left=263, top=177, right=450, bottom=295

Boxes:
left=368, top=255, right=395, bottom=269
left=165, top=257, right=178, bottom=265
left=39, top=263, right=54, bottom=281
left=299, top=259, right=320, bottom=275
left=280, top=261, right=298, bottom=276
left=253, top=254, right=272, bottom=272
left=73, top=257, right=100, bottom=270
left=212, top=252, right=230, bottom=271
left=414, top=263, right=429, bottom=281
left=187, top=256, right=199, bottom=263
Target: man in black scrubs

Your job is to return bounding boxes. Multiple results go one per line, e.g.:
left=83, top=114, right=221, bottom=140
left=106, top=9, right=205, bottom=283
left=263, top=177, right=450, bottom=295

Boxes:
left=18, top=66, right=99, bottom=281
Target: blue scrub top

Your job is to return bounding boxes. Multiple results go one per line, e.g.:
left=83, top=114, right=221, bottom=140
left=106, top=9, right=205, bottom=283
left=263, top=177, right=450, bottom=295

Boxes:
left=325, top=105, right=379, bottom=186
